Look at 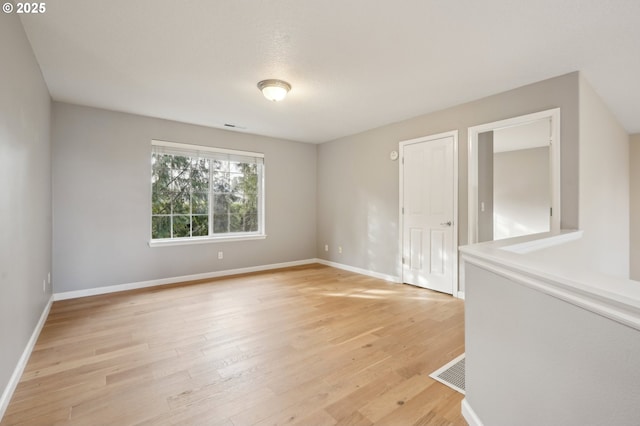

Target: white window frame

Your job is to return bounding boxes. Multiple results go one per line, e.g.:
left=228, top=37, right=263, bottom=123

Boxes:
left=149, top=140, right=266, bottom=247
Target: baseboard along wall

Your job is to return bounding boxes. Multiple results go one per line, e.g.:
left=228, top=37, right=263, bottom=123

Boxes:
left=53, top=258, right=402, bottom=301
left=461, top=398, right=485, bottom=426
left=314, top=258, right=401, bottom=283
left=53, top=259, right=319, bottom=301
left=0, top=295, right=53, bottom=421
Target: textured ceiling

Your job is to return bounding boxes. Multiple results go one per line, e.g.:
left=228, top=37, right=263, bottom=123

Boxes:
left=19, top=0, right=640, bottom=143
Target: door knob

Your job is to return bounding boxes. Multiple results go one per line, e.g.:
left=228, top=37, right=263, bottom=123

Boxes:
left=440, top=221, right=452, bottom=227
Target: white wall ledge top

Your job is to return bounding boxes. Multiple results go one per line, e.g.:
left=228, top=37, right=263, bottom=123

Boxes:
left=460, top=230, right=640, bottom=331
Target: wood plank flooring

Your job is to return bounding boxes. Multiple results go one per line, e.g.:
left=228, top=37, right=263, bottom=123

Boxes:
left=2, top=264, right=466, bottom=425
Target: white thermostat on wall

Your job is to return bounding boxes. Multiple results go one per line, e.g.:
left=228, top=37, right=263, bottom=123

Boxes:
left=390, top=150, right=399, bottom=161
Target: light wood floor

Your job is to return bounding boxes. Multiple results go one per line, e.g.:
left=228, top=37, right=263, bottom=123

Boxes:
left=3, top=264, right=466, bottom=425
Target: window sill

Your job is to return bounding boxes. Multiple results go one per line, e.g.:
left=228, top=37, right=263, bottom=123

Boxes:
left=148, top=234, right=267, bottom=247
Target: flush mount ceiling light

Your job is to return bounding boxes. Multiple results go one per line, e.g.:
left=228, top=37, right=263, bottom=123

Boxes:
left=257, top=79, right=291, bottom=102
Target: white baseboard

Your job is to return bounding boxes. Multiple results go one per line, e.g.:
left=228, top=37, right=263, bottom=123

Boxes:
left=316, top=259, right=463, bottom=295
left=315, top=258, right=400, bottom=283
left=0, top=295, right=53, bottom=421
left=53, top=259, right=319, bottom=301
left=461, top=398, right=484, bottom=426
left=52, top=259, right=401, bottom=303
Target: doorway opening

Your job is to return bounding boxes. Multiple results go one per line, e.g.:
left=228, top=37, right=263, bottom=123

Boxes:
left=468, top=109, right=561, bottom=245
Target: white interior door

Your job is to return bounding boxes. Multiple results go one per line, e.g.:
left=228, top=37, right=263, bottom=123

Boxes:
left=400, top=132, right=457, bottom=294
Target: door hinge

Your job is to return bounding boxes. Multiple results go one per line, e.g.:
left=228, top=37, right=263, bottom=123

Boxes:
left=550, top=207, right=553, bottom=216
left=402, top=207, right=404, bottom=214
left=402, top=257, right=405, bottom=265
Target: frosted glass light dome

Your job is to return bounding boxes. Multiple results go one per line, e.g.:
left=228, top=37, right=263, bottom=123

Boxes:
left=257, top=79, right=291, bottom=102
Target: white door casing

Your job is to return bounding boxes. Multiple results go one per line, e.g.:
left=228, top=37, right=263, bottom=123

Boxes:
left=467, top=108, right=561, bottom=245
left=400, top=131, right=458, bottom=295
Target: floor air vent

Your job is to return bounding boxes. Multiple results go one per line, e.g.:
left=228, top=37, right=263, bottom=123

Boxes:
left=429, top=353, right=465, bottom=394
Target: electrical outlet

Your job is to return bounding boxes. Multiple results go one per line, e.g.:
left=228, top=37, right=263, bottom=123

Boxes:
left=338, top=246, right=342, bottom=254
left=218, top=251, right=224, bottom=260
left=324, top=244, right=329, bottom=252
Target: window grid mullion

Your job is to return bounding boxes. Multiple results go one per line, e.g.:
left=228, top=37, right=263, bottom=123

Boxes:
left=170, top=167, right=174, bottom=238
left=208, top=161, right=213, bottom=236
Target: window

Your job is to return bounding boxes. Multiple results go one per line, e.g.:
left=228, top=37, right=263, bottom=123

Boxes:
left=150, top=140, right=265, bottom=245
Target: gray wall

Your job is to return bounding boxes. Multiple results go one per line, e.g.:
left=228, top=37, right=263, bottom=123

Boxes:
left=0, top=13, right=52, bottom=403
left=631, top=133, right=640, bottom=281
left=477, top=131, right=494, bottom=243
left=578, top=76, right=630, bottom=277
left=493, top=147, right=550, bottom=239
left=465, top=262, right=640, bottom=426
left=317, top=72, right=580, bottom=279
left=52, top=103, right=317, bottom=293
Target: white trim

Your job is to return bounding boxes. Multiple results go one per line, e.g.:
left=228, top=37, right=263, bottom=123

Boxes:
left=315, top=259, right=401, bottom=283
left=53, top=259, right=318, bottom=301
left=151, top=139, right=264, bottom=158
left=456, top=258, right=466, bottom=300
left=0, top=295, right=53, bottom=421
left=429, top=353, right=466, bottom=394
left=461, top=398, right=485, bottom=426
left=149, top=234, right=266, bottom=247
left=467, top=108, right=561, bottom=245
left=53, top=259, right=403, bottom=301
left=399, top=130, right=459, bottom=295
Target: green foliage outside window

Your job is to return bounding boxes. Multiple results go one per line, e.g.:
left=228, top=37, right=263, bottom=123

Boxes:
left=151, top=153, right=260, bottom=239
